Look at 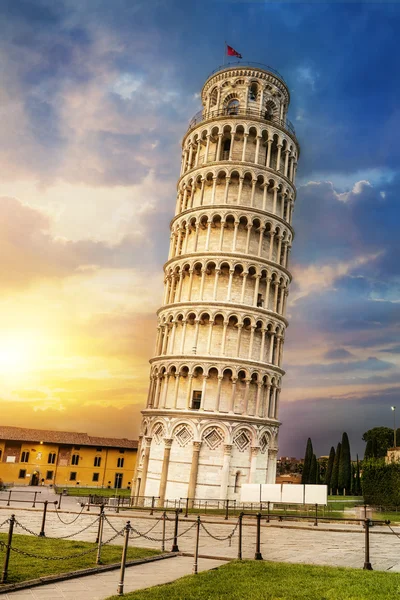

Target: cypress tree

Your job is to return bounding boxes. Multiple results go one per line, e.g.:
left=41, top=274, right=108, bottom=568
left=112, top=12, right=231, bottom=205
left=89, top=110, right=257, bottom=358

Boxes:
left=356, top=455, right=362, bottom=496
left=309, top=453, right=317, bottom=484
left=350, top=462, right=355, bottom=495
left=330, top=442, right=341, bottom=495
left=325, top=446, right=335, bottom=493
left=338, top=432, right=352, bottom=495
left=301, top=438, right=313, bottom=485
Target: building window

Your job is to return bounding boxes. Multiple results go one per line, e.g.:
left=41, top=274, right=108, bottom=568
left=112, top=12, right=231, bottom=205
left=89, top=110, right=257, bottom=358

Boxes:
left=46, top=471, right=53, bottom=480
left=48, top=452, right=56, bottom=464
left=94, top=456, right=101, bottom=467
left=71, top=454, right=79, bottom=465
left=117, top=457, right=124, bottom=468
left=114, top=473, right=123, bottom=488
left=92, top=473, right=100, bottom=482
left=222, top=138, right=231, bottom=160
left=249, top=82, right=258, bottom=102
left=20, top=451, right=30, bottom=463
left=69, top=472, right=77, bottom=481
left=96, top=447, right=102, bottom=452
left=226, top=99, right=239, bottom=115
left=18, top=469, right=26, bottom=479
left=192, top=391, right=202, bottom=410
left=257, top=293, right=264, bottom=307
left=119, top=449, right=125, bottom=454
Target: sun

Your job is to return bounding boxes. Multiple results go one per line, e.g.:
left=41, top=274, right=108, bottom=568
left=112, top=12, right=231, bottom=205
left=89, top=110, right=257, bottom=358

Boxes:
left=0, top=332, right=43, bottom=377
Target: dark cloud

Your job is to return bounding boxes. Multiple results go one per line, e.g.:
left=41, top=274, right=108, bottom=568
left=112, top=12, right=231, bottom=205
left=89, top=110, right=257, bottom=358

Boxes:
left=323, top=348, right=354, bottom=360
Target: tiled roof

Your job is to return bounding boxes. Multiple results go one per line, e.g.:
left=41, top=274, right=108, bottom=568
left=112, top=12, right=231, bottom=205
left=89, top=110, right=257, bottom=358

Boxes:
left=0, top=426, right=137, bottom=449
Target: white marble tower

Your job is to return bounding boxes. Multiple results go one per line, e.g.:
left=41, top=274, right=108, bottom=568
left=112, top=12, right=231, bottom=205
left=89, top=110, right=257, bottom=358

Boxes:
left=133, top=63, right=299, bottom=503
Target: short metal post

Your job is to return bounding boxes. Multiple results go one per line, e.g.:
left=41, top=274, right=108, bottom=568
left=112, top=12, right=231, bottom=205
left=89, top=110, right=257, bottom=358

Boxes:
left=116, top=496, right=120, bottom=514
left=266, top=501, right=270, bottom=523
left=6, top=490, right=11, bottom=507
left=58, top=492, right=62, bottom=510
left=95, top=505, right=105, bottom=544
left=1, top=514, right=15, bottom=583
left=363, top=518, right=372, bottom=570
left=39, top=500, right=48, bottom=537
left=33, top=492, right=37, bottom=508
left=96, top=510, right=105, bottom=564
left=150, top=496, right=155, bottom=516
left=87, top=497, right=91, bottom=511
left=364, top=504, right=367, bottom=520
left=185, top=497, right=189, bottom=518
left=171, top=509, right=180, bottom=552
left=161, top=511, right=166, bottom=552
left=238, top=512, right=243, bottom=559
left=117, top=521, right=131, bottom=596
left=255, top=512, right=263, bottom=560
left=192, top=516, right=201, bottom=574
left=225, top=499, right=229, bottom=520
left=314, top=503, right=318, bottom=527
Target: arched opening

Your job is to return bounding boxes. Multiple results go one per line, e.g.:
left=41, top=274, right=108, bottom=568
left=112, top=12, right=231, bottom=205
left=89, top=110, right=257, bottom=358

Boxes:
left=227, top=99, right=239, bottom=115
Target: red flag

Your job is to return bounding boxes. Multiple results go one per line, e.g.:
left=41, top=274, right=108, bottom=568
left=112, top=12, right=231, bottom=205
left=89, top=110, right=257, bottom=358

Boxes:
left=227, top=45, right=242, bottom=59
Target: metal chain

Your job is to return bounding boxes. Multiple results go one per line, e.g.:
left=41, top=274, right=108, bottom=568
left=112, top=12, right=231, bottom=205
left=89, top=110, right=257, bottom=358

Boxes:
left=48, top=515, right=101, bottom=540
left=200, top=518, right=239, bottom=541
left=0, top=518, right=10, bottom=529
left=128, top=520, right=197, bottom=542
left=55, top=504, right=86, bottom=525
left=129, top=517, right=164, bottom=539
left=14, top=519, right=41, bottom=537
left=0, top=526, right=125, bottom=561
left=385, top=522, right=400, bottom=539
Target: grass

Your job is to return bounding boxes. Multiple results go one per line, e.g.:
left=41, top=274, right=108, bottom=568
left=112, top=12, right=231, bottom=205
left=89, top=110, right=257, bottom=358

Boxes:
left=107, top=559, right=400, bottom=600
left=55, top=486, right=131, bottom=498
left=0, top=533, right=159, bottom=585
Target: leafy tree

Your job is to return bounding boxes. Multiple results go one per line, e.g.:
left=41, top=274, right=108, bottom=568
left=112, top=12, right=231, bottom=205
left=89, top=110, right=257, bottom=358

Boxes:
left=301, top=438, right=313, bottom=485
left=330, top=442, right=341, bottom=495
left=325, top=446, right=335, bottom=493
left=362, top=458, right=400, bottom=505
left=309, top=454, right=318, bottom=484
left=338, top=432, right=352, bottom=495
left=362, top=427, right=400, bottom=459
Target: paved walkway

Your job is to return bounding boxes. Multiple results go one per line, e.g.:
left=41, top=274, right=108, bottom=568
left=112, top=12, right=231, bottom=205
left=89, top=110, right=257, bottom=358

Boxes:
left=1, top=556, right=225, bottom=599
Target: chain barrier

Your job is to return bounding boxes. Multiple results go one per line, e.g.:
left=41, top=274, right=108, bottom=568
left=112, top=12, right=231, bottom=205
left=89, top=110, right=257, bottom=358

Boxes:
left=0, top=518, right=10, bottom=529
left=200, top=518, right=239, bottom=546
left=0, top=526, right=125, bottom=562
left=54, top=504, right=86, bottom=525
left=49, top=515, right=101, bottom=540
left=104, top=515, right=163, bottom=539
left=13, top=515, right=101, bottom=541
left=385, top=522, right=400, bottom=539
left=129, top=520, right=197, bottom=543
left=14, top=519, right=41, bottom=537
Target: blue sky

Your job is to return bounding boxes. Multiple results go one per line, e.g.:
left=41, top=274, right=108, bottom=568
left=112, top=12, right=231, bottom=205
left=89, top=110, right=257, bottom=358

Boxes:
left=1, top=0, right=400, bottom=458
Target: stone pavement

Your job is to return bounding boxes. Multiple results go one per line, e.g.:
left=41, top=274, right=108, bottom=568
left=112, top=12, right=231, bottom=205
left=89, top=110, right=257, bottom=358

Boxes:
left=1, top=556, right=225, bottom=599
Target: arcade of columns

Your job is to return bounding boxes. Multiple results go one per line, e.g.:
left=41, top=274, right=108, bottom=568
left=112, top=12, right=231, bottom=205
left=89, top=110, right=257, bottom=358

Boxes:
left=133, top=65, right=299, bottom=503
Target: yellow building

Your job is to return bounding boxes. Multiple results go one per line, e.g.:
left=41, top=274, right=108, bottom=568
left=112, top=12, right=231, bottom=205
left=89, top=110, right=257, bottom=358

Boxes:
left=0, top=426, right=137, bottom=489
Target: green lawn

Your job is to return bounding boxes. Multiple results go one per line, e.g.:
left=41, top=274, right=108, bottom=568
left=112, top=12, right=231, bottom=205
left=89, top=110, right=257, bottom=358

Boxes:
left=0, top=533, right=159, bottom=585
left=55, top=486, right=131, bottom=498
left=107, top=560, right=400, bottom=600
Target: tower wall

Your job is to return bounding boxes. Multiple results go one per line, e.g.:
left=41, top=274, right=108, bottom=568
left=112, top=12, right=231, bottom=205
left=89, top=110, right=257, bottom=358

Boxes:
left=134, top=65, right=300, bottom=502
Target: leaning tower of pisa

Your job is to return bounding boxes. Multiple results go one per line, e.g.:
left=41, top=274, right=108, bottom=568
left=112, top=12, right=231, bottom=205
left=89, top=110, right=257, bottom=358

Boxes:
left=133, top=63, right=299, bottom=503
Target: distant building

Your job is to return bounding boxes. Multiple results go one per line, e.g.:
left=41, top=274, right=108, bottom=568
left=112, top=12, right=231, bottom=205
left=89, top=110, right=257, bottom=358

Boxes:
left=386, top=448, right=400, bottom=463
left=0, top=426, right=137, bottom=489
left=276, top=473, right=302, bottom=484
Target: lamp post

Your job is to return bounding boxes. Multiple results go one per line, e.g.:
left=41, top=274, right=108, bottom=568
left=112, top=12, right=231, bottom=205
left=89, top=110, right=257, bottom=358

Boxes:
left=391, top=406, right=396, bottom=448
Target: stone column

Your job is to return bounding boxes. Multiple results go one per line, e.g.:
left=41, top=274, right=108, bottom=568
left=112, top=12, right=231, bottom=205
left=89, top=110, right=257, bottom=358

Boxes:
left=220, top=444, right=233, bottom=498
left=249, top=446, right=260, bottom=483
left=203, top=134, right=211, bottom=164
left=224, top=177, right=231, bottom=203
left=131, top=434, right=143, bottom=501
left=241, top=133, right=248, bottom=162
left=187, top=441, right=202, bottom=504
left=266, top=139, right=273, bottom=168
left=276, top=143, right=283, bottom=171
left=266, top=448, right=278, bottom=484
left=138, top=437, right=152, bottom=498
left=254, top=136, right=261, bottom=164
left=158, top=438, right=173, bottom=506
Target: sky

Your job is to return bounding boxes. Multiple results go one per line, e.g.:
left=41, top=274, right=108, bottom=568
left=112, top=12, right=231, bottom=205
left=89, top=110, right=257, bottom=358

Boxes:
left=1, top=0, right=400, bottom=459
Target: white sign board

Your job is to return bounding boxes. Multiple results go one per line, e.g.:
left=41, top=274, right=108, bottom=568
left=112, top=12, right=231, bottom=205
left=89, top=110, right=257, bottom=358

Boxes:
left=240, top=484, right=261, bottom=503
left=261, top=484, right=282, bottom=502
left=304, top=485, right=328, bottom=506
left=240, top=483, right=328, bottom=505
left=281, top=484, right=304, bottom=504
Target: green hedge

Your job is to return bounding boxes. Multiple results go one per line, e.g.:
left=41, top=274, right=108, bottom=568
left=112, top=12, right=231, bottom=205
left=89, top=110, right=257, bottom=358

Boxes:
left=362, top=459, right=400, bottom=505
